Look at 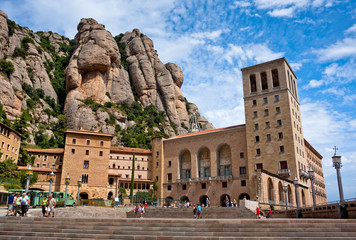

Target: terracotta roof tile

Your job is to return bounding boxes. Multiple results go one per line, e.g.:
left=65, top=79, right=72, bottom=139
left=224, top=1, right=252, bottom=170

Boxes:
left=24, top=148, right=64, bottom=154
left=110, top=146, right=151, bottom=155
left=65, top=129, right=113, bottom=137
left=18, top=166, right=61, bottom=173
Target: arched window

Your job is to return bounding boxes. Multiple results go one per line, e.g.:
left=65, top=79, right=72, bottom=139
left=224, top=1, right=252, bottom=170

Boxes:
left=179, top=150, right=191, bottom=180
left=250, top=74, right=257, bottom=92
left=272, top=69, right=280, bottom=87
left=198, top=147, right=211, bottom=178
left=278, top=182, right=284, bottom=203
left=217, top=144, right=232, bottom=176
left=268, top=178, right=274, bottom=203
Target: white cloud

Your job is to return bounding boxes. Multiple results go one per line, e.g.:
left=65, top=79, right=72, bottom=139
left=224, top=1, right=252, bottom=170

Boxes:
left=345, top=24, right=356, bottom=35
left=306, top=79, right=324, bottom=88
left=232, top=1, right=251, bottom=8
left=315, top=38, right=356, bottom=61
left=190, top=29, right=226, bottom=41
left=322, top=61, right=356, bottom=84
left=290, top=62, right=303, bottom=71
left=254, top=0, right=309, bottom=9
left=268, top=7, right=296, bottom=17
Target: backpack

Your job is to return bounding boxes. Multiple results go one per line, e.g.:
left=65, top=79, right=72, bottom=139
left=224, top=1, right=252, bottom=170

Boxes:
left=21, top=197, right=27, bottom=205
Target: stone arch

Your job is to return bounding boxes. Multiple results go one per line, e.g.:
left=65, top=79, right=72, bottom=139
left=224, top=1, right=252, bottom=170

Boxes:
left=180, top=196, right=189, bottom=202
left=107, top=191, right=113, bottom=200
left=80, top=192, right=89, bottom=199
left=199, top=195, right=208, bottom=206
left=301, top=189, right=306, bottom=206
left=278, top=182, right=284, bottom=203
left=220, top=194, right=231, bottom=207
left=216, top=144, right=232, bottom=176
left=238, top=193, right=250, bottom=200
left=267, top=178, right=274, bottom=203
left=179, top=149, right=191, bottom=180
left=197, top=147, right=211, bottom=178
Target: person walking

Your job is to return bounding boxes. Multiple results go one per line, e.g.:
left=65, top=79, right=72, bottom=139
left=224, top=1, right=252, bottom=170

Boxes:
left=6, top=193, right=14, bottom=216
left=134, top=205, right=139, bottom=218
left=206, top=197, right=209, bottom=208
left=41, top=196, right=48, bottom=217
left=47, top=195, right=56, bottom=217
left=197, top=204, right=202, bottom=219
left=14, top=194, right=22, bottom=216
left=193, top=204, right=197, bottom=218
left=256, top=207, right=260, bottom=219
left=139, top=204, right=145, bottom=218
left=25, top=193, right=30, bottom=217
left=21, top=193, right=28, bottom=216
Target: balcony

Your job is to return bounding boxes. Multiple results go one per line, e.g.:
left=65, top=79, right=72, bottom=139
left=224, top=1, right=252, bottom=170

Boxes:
left=176, top=175, right=233, bottom=184
left=299, top=169, right=309, bottom=179
left=277, top=169, right=290, bottom=177
left=215, top=175, right=233, bottom=181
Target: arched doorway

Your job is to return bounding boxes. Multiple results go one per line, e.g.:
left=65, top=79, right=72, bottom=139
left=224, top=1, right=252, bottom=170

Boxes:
left=80, top=192, right=88, bottom=199
left=238, top=193, right=250, bottom=200
left=179, top=150, right=191, bottom=180
left=180, top=196, right=189, bottom=202
left=301, top=189, right=306, bottom=206
left=288, top=185, right=293, bottom=206
left=107, top=191, right=113, bottom=200
left=220, top=194, right=231, bottom=207
left=199, top=195, right=208, bottom=206
left=267, top=178, right=274, bottom=203
left=198, top=147, right=211, bottom=178
left=217, top=144, right=232, bottom=176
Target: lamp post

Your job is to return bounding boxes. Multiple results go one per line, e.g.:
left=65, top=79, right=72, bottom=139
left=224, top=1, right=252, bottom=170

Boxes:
left=332, top=150, right=344, bottom=203
left=77, top=178, right=82, bottom=207
left=308, top=167, right=317, bottom=207
left=294, top=177, right=300, bottom=209
left=25, top=164, right=33, bottom=194
left=283, top=183, right=288, bottom=211
left=64, top=174, right=70, bottom=208
left=48, top=170, right=55, bottom=196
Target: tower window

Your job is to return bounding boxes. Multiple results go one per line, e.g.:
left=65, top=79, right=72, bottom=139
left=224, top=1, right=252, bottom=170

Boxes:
left=86, top=140, right=90, bottom=145
left=167, top=185, right=171, bottom=191
left=86, top=150, right=89, bottom=155
left=280, top=146, right=285, bottom=153
left=263, top=97, right=268, bottom=104
left=250, top=74, right=257, bottom=92
left=71, top=149, right=75, bottom=154
left=253, top=111, right=258, bottom=118
left=255, top=136, right=260, bottom=142
left=100, top=141, right=104, bottom=147
left=240, top=167, right=246, bottom=175
left=241, top=180, right=246, bottom=187
left=84, top=160, right=89, bottom=169
left=252, top=99, right=257, bottom=106
left=261, top=72, right=268, bottom=90
left=240, top=152, right=244, bottom=158
left=277, top=120, right=282, bottom=127
left=276, top=107, right=281, bottom=114
left=274, top=95, right=279, bottom=102
left=256, top=149, right=261, bottom=156
left=265, top=122, right=270, bottom=129
left=272, top=69, right=280, bottom=88
left=264, top=109, right=269, bottom=116
left=254, top=124, right=259, bottom=131
left=266, top=134, right=271, bottom=141
left=72, top=139, right=76, bottom=144
left=278, top=132, right=283, bottom=139
left=99, top=151, right=103, bottom=156
left=256, top=163, right=263, bottom=170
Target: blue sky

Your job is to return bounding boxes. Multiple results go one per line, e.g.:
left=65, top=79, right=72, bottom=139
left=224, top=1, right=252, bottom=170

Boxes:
left=1, top=0, right=355, bottom=202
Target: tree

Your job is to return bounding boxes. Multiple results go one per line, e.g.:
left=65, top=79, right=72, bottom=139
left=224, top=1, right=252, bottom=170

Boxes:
left=150, top=179, right=159, bottom=199
left=0, top=159, right=18, bottom=178
left=118, top=187, right=127, bottom=197
left=130, top=153, right=135, bottom=200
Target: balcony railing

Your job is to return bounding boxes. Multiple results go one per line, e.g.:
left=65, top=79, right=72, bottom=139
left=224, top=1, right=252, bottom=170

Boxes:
left=277, top=169, right=290, bottom=176
left=299, top=169, right=309, bottom=178
left=176, top=175, right=233, bottom=183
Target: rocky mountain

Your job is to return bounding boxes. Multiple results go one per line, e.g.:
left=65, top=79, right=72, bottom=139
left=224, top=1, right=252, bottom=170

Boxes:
left=0, top=10, right=214, bottom=149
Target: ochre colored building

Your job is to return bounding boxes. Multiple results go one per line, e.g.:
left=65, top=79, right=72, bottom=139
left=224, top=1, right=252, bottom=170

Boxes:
left=0, top=122, right=21, bottom=163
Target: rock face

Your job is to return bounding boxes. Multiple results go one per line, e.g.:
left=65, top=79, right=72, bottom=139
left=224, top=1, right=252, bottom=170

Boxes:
left=64, top=19, right=213, bottom=136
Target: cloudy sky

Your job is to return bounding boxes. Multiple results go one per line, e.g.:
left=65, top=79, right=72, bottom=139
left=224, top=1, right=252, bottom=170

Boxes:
left=1, top=0, right=355, bottom=202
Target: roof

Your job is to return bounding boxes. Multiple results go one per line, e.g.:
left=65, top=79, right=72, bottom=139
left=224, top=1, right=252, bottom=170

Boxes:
left=110, top=146, right=151, bottom=155
left=240, top=57, right=297, bottom=79
left=65, top=129, right=113, bottom=138
left=167, top=124, right=245, bottom=140
left=0, top=122, right=23, bottom=138
left=304, top=139, right=323, bottom=159
left=24, top=148, right=64, bottom=154
left=18, top=166, right=61, bottom=173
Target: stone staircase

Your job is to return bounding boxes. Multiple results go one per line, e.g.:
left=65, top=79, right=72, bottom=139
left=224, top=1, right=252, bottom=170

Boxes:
left=126, top=207, right=255, bottom=219
left=0, top=217, right=356, bottom=239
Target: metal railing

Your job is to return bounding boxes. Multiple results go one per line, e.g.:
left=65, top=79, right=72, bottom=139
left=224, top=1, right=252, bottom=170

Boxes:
left=277, top=169, right=291, bottom=175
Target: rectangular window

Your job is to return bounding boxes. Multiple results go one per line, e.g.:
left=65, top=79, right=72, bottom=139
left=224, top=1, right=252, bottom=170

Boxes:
left=272, top=69, right=280, bottom=88
left=168, top=161, right=171, bottom=167
left=71, top=149, right=75, bottom=154
left=254, top=124, right=259, bottom=131
left=280, top=146, right=285, bottom=153
left=280, top=161, right=288, bottom=170
left=99, top=151, right=103, bottom=156
left=274, top=94, right=279, bottom=102
left=265, top=122, right=270, bottom=129
left=84, top=160, right=89, bottom=169
left=277, top=120, right=282, bottom=127
left=253, top=111, right=258, bottom=118
left=276, top=107, right=281, bottom=114
left=267, top=134, right=271, bottom=141
left=86, top=140, right=90, bottom=145
left=240, top=167, right=246, bottom=175
left=126, top=174, right=129, bottom=178
left=255, top=136, right=260, bottom=142
left=138, top=175, right=142, bottom=179
left=167, top=185, right=172, bottom=191
left=241, top=180, right=246, bottom=187
left=182, top=184, right=187, bottom=190
left=261, top=72, right=268, bottom=90
left=72, top=139, right=76, bottom=144
left=82, top=174, right=88, bottom=183
left=256, top=149, right=261, bottom=156
left=44, top=155, right=48, bottom=161
left=185, top=169, right=191, bottom=179
left=42, top=164, right=46, bottom=168
left=263, top=97, right=268, bottom=104
left=86, top=150, right=89, bottom=155
left=250, top=74, right=257, bottom=92
left=100, top=141, right=104, bottom=147
left=278, top=132, right=283, bottom=139
left=202, top=183, right=206, bottom=189
left=256, top=163, right=263, bottom=170
left=167, top=173, right=172, bottom=182
left=264, top=109, right=269, bottom=116
left=222, top=182, right=227, bottom=188
left=252, top=99, right=257, bottom=106
left=36, top=164, right=39, bottom=167
left=240, top=152, right=244, bottom=158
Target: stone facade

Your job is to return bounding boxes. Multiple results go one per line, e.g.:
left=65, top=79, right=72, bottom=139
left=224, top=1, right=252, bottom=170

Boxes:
left=0, top=122, right=21, bottom=163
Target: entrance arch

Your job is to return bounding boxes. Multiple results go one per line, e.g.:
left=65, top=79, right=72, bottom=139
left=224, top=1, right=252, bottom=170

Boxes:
left=301, top=189, right=306, bottom=206
left=199, top=195, right=208, bottom=206
left=198, top=147, right=211, bottom=177
left=217, top=144, right=232, bottom=176
left=278, top=182, right=284, bottom=203
left=107, top=191, right=113, bottom=200
left=80, top=192, right=88, bottom=199
left=179, top=150, right=191, bottom=180
left=180, top=196, right=189, bottom=202
left=220, top=194, right=231, bottom=207
left=238, top=193, right=250, bottom=200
